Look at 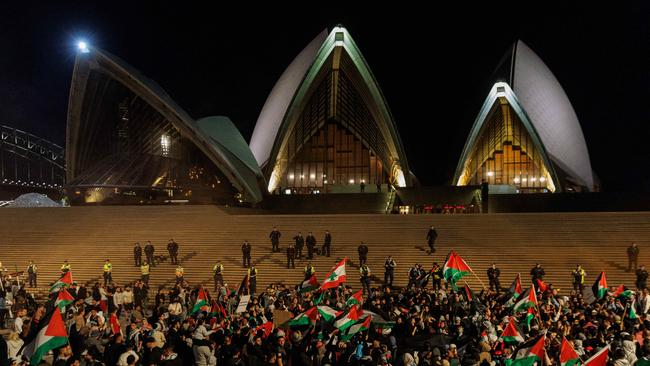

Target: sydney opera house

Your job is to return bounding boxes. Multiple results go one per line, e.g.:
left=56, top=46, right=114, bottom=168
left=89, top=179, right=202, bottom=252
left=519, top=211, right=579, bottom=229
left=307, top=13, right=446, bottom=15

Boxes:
left=62, top=27, right=594, bottom=206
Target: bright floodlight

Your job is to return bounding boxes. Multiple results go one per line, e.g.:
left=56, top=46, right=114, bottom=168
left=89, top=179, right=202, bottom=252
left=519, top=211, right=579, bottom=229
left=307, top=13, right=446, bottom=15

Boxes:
left=77, top=41, right=89, bottom=53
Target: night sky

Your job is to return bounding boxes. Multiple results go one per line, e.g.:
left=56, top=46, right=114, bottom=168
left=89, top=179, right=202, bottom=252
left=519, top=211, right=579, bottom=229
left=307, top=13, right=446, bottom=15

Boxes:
left=1, top=3, right=648, bottom=191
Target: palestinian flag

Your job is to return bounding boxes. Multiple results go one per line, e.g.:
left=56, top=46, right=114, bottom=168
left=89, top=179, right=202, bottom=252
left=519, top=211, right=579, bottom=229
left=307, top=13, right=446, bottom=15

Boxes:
left=254, top=321, right=273, bottom=338
left=321, top=258, right=347, bottom=290
left=210, top=300, right=228, bottom=319
left=629, top=298, right=639, bottom=320
left=613, top=284, right=634, bottom=298
left=237, top=273, right=250, bottom=295
left=299, top=274, right=319, bottom=293
left=334, top=305, right=363, bottom=332
left=54, top=288, right=74, bottom=311
left=513, top=287, right=538, bottom=313
left=50, top=271, right=73, bottom=293
left=509, top=335, right=545, bottom=366
left=191, top=288, right=209, bottom=314
left=502, top=318, right=524, bottom=344
left=360, top=310, right=395, bottom=335
left=341, top=316, right=371, bottom=341
left=442, top=251, right=472, bottom=290
left=21, top=307, right=69, bottom=366
left=505, top=274, right=524, bottom=307
left=317, top=305, right=340, bottom=322
left=583, top=345, right=609, bottom=366
left=560, top=337, right=580, bottom=366
left=525, top=307, right=536, bottom=330
left=289, top=307, right=319, bottom=327
left=583, top=271, right=608, bottom=304
left=313, top=290, right=326, bottom=305
left=346, top=290, right=363, bottom=307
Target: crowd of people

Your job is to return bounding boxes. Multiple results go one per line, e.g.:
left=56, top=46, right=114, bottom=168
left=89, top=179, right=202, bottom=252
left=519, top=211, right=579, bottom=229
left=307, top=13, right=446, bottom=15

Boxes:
left=0, top=231, right=648, bottom=366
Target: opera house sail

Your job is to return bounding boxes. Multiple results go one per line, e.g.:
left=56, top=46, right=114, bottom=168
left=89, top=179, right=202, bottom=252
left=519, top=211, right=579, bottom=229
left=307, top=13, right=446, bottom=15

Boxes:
left=66, top=47, right=263, bottom=204
left=250, top=27, right=411, bottom=194
left=454, top=40, right=594, bottom=193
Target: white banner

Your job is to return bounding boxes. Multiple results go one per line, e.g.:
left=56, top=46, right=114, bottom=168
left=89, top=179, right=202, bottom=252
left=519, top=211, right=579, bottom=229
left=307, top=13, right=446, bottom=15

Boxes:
left=236, top=295, right=250, bottom=313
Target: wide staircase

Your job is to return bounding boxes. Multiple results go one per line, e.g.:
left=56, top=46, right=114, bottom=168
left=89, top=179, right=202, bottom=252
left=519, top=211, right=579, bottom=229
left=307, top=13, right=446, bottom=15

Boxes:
left=0, top=206, right=648, bottom=299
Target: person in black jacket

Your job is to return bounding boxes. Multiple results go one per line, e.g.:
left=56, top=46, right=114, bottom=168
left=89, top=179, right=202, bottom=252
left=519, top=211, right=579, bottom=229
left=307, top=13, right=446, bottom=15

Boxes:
left=487, top=262, right=501, bottom=294
left=269, top=227, right=281, bottom=253
left=286, top=244, right=296, bottom=269
left=628, top=242, right=640, bottom=272
left=530, top=263, right=545, bottom=283
left=293, top=232, right=304, bottom=259
left=426, top=226, right=438, bottom=254
left=241, top=241, right=252, bottom=268
left=144, top=242, right=155, bottom=267
left=636, top=265, right=649, bottom=290
left=305, top=232, right=316, bottom=259
left=357, top=242, right=369, bottom=266
left=167, top=239, right=179, bottom=265
left=133, top=242, right=142, bottom=267
left=322, top=230, right=332, bottom=257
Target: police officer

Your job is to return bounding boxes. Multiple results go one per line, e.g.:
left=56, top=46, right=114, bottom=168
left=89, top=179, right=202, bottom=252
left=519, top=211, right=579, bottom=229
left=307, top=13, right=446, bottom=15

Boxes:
left=358, top=242, right=369, bottom=266
left=270, top=227, right=281, bottom=253
left=322, top=230, right=332, bottom=257
left=242, top=240, right=252, bottom=268
left=134, top=242, right=143, bottom=267
left=103, top=259, right=113, bottom=286
left=141, top=261, right=150, bottom=285
left=426, top=226, right=438, bottom=254
left=26, top=260, right=38, bottom=287
left=384, top=256, right=396, bottom=287
left=61, top=260, right=71, bottom=274
left=167, top=239, right=179, bottom=265
left=144, top=241, right=155, bottom=267
left=175, top=265, right=184, bottom=285
left=286, top=243, right=296, bottom=269
left=530, top=263, right=545, bottom=283
left=636, top=265, right=648, bottom=290
left=304, top=261, right=315, bottom=280
left=487, top=262, right=501, bottom=294
left=248, top=264, right=258, bottom=295
left=359, top=264, right=371, bottom=295
left=572, top=264, right=586, bottom=292
left=293, top=232, right=304, bottom=259
left=306, top=232, right=316, bottom=259
left=213, top=260, right=224, bottom=290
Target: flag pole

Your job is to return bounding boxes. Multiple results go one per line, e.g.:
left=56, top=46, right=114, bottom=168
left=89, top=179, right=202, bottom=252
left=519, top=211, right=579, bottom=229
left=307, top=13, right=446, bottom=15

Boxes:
left=468, top=268, right=487, bottom=290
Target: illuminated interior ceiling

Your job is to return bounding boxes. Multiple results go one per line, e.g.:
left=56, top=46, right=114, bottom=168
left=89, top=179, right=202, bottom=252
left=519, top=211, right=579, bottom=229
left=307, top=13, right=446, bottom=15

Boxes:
left=250, top=26, right=411, bottom=193
left=454, top=40, right=595, bottom=192
left=66, top=47, right=263, bottom=202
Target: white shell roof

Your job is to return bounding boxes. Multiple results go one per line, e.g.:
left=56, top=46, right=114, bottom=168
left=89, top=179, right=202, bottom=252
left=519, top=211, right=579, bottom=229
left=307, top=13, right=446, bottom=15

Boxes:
left=249, top=30, right=329, bottom=167
left=512, top=41, right=594, bottom=190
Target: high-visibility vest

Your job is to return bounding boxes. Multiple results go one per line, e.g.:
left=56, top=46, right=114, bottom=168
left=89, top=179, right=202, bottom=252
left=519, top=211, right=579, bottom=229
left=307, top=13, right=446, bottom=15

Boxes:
left=213, top=264, right=223, bottom=274
left=176, top=267, right=184, bottom=276
left=103, top=263, right=112, bottom=272
left=27, top=264, right=37, bottom=274
left=360, top=266, right=370, bottom=277
left=141, top=264, right=150, bottom=275
left=248, top=268, right=257, bottom=278
left=61, top=263, right=71, bottom=271
left=304, top=265, right=314, bottom=275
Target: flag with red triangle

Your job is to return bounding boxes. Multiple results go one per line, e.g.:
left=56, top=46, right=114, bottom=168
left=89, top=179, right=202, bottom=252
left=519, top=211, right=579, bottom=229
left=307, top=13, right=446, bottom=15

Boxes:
left=613, top=284, right=634, bottom=299
left=536, top=279, right=548, bottom=292
left=560, top=337, right=580, bottom=366
left=320, top=258, right=347, bottom=290
left=192, top=288, right=209, bottom=314
left=345, top=290, right=364, bottom=307
left=21, top=307, right=69, bottom=365
left=513, top=286, right=538, bottom=313
left=54, top=288, right=75, bottom=311
left=584, top=271, right=608, bottom=304
left=341, top=315, right=371, bottom=341
left=289, top=306, right=319, bottom=327
left=299, top=274, right=319, bottom=293
left=584, top=345, right=609, bottom=366
left=50, top=271, right=73, bottom=293
left=502, top=318, right=524, bottom=345
left=254, top=321, right=274, bottom=338
left=334, top=305, right=364, bottom=332
left=442, top=251, right=472, bottom=290
left=509, top=335, right=545, bottom=366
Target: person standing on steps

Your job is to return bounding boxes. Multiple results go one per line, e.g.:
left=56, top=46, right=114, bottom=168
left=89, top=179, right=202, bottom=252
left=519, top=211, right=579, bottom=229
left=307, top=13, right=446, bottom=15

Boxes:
left=270, top=227, right=281, bottom=253
left=140, top=261, right=150, bottom=286
left=487, top=262, right=500, bottom=294
left=293, top=232, right=304, bottom=259
left=426, top=226, right=438, bottom=254
left=637, top=265, right=648, bottom=290
left=213, top=260, right=224, bottom=290
left=357, top=242, right=369, bottom=266
left=306, top=232, right=316, bottom=259
left=304, top=261, right=315, bottom=280
left=286, top=243, right=296, bottom=269
left=134, top=242, right=142, bottom=267
left=26, top=260, right=38, bottom=287
left=103, top=259, right=113, bottom=286
left=167, top=239, right=179, bottom=265
left=322, top=230, right=331, bottom=257
left=359, top=264, right=371, bottom=295
left=175, top=265, right=184, bottom=285
left=248, top=264, right=258, bottom=296
left=145, top=241, right=155, bottom=267
left=242, top=240, right=252, bottom=268
left=383, top=256, right=396, bottom=288
left=61, top=260, right=71, bottom=275
left=628, top=242, right=640, bottom=272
